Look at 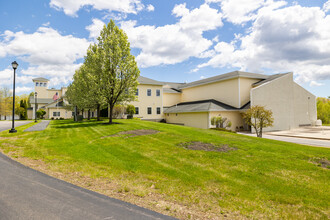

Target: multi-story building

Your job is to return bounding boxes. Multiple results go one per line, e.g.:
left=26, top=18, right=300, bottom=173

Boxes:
left=28, top=71, right=317, bottom=132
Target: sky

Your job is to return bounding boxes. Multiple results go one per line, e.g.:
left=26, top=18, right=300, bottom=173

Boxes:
left=0, top=0, right=329, bottom=97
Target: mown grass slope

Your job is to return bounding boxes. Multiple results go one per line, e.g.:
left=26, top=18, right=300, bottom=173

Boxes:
left=0, top=119, right=329, bottom=219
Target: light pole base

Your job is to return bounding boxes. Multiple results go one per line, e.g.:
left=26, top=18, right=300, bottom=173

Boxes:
left=9, top=128, right=17, bottom=133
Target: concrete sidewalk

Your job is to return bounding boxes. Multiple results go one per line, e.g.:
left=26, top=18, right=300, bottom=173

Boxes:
left=265, top=126, right=330, bottom=141
left=24, top=120, right=50, bottom=132
left=238, top=132, right=330, bottom=148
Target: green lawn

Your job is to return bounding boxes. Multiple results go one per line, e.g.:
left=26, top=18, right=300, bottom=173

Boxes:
left=0, top=119, right=329, bottom=219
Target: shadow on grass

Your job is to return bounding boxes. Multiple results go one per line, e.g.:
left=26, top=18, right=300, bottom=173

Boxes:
left=54, top=121, right=123, bottom=129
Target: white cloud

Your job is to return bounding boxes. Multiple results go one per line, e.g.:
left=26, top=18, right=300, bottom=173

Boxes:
left=323, top=0, right=330, bottom=12
left=310, top=81, right=324, bottom=87
left=0, top=27, right=90, bottom=66
left=0, top=68, right=35, bottom=89
left=206, top=0, right=287, bottom=25
left=146, top=4, right=154, bottom=12
left=0, top=26, right=90, bottom=87
left=15, top=86, right=33, bottom=93
left=86, top=18, right=105, bottom=40
left=121, top=4, right=223, bottom=67
left=196, top=4, right=330, bottom=83
left=50, top=0, right=144, bottom=17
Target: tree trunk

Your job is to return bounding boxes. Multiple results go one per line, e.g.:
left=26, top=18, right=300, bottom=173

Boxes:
left=109, top=104, right=114, bottom=124
left=97, top=104, right=101, bottom=121
left=88, top=109, right=90, bottom=120
left=259, top=127, right=263, bottom=138
left=81, top=109, right=84, bottom=119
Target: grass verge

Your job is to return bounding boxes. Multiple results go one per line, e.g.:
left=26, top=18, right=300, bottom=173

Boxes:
left=0, top=119, right=329, bottom=219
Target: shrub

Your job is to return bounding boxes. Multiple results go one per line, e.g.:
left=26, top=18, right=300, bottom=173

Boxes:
left=211, top=115, right=232, bottom=129
left=112, top=104, right=125, bottom=119
left=126, top=104, right=135, bottom=119
left=36, top=109, right=46, bottom=119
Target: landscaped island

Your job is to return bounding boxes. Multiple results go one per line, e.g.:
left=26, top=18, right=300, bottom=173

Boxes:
left=0, top=119, right=329, bottom=219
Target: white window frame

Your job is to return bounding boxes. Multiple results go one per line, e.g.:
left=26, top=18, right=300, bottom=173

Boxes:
left=147, top=89, right=151, bottom=96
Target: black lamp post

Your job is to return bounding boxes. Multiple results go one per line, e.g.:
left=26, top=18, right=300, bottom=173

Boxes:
left=9, top=61, right=18, bottom=133
left=35, top=92, right=38, bottom=122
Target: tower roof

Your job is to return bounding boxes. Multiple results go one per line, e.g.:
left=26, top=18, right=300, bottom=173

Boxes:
left=32, top=77, right=49, bottom=82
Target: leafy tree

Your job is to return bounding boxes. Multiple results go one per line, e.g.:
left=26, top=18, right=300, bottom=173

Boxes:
left=27, top=92, right=34, bottom=108
left=36, top=109, right=46, bottom=119
left=242, top=105, right=274, bottom=138
left=0, top=87, right=12, bottom=120
left=211, top=116, right=232, bottom=129
left=95, top=19, right=139, bottom=124
left=317, top=97, right=330, bottom=124
left=126, top=104, right=135, bottom=119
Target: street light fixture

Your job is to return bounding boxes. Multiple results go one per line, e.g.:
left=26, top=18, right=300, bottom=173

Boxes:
left=9, top=61, right=18, bottom=133
left=35, top=92, right=38, bottom=123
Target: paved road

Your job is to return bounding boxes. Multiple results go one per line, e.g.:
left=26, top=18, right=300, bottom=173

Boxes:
left=0, top=153, right=175, bottom=220
left=24, top=120, right=50, bottom=132
left=0, top=121, right=32, bottom=132
left=238, top=133, right=330, bottom=148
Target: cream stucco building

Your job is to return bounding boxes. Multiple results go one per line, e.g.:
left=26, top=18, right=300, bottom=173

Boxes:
left=132, top=71, right=316, bottom=132
left=29, top=71, right=317, bottom=132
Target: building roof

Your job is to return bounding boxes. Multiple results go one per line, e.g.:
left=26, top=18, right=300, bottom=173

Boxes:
left=138, top=76, right=163, bottom=85
left=163, top=88, right=181, bottom=94
left=32, top=77, right=49, bottom=82
left=252, top=72, right=291, bottom=87
left=164, top=99, right=249, bottom=113
left=29, top=97, right=54, bottom=104
left=178, top=71, right=268, bottom=89
left=162, top=82, right=185, bottom=89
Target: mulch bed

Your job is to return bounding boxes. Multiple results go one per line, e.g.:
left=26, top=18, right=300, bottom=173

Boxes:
left=178, top=141, right=237, bottom=152
left=311, top=158, right=330, bottom=169
left=101, top=129, right=159, bottom=139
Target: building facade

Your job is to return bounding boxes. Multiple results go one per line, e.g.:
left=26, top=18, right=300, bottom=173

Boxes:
left=29, top=71, right=317, bottom=132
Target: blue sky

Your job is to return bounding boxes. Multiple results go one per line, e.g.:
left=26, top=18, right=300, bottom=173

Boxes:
left=0, top=0, right=329, bottom=97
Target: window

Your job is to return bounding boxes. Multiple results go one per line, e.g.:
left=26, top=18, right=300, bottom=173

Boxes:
left=156, top=89, right=160, bottom=96
left=44, top=83, right=47, bottom=87
left=36, top=82, right=39, bottom=86
left=92, top=112, right=94, bottom=117
left=53, top=112, right=60, bottom=116
left=147, top=107, right=152, bottom=115
left=147, top=89, right=151, bottom=96
left=40, top=83, right=43, bottom=87
left=135, top=89, right=139, bottom=96
left=157, top=107, right=161, bottom=114
left=135, top=107, right=139, bottom=115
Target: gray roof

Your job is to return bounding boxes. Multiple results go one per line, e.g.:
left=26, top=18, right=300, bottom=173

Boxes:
left=252, top=72, right=291, bottom=87
left=163, top=88, right=181, bottom=94
left=138, top=76, right=163, bottom=85
left=30, top=97, right=54, bottom=104
left=32, top=77, right=49, bottom=82
left=162, top=82, right=185, bottom=89
left=164, top=99, right=249, bottom=113
left=178, top=71, right=268, bottom=89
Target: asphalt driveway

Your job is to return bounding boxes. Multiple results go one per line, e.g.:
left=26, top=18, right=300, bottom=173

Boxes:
left=0, top=120, right=32, bottom=132
left=0, top=153, right=175, bottom=220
